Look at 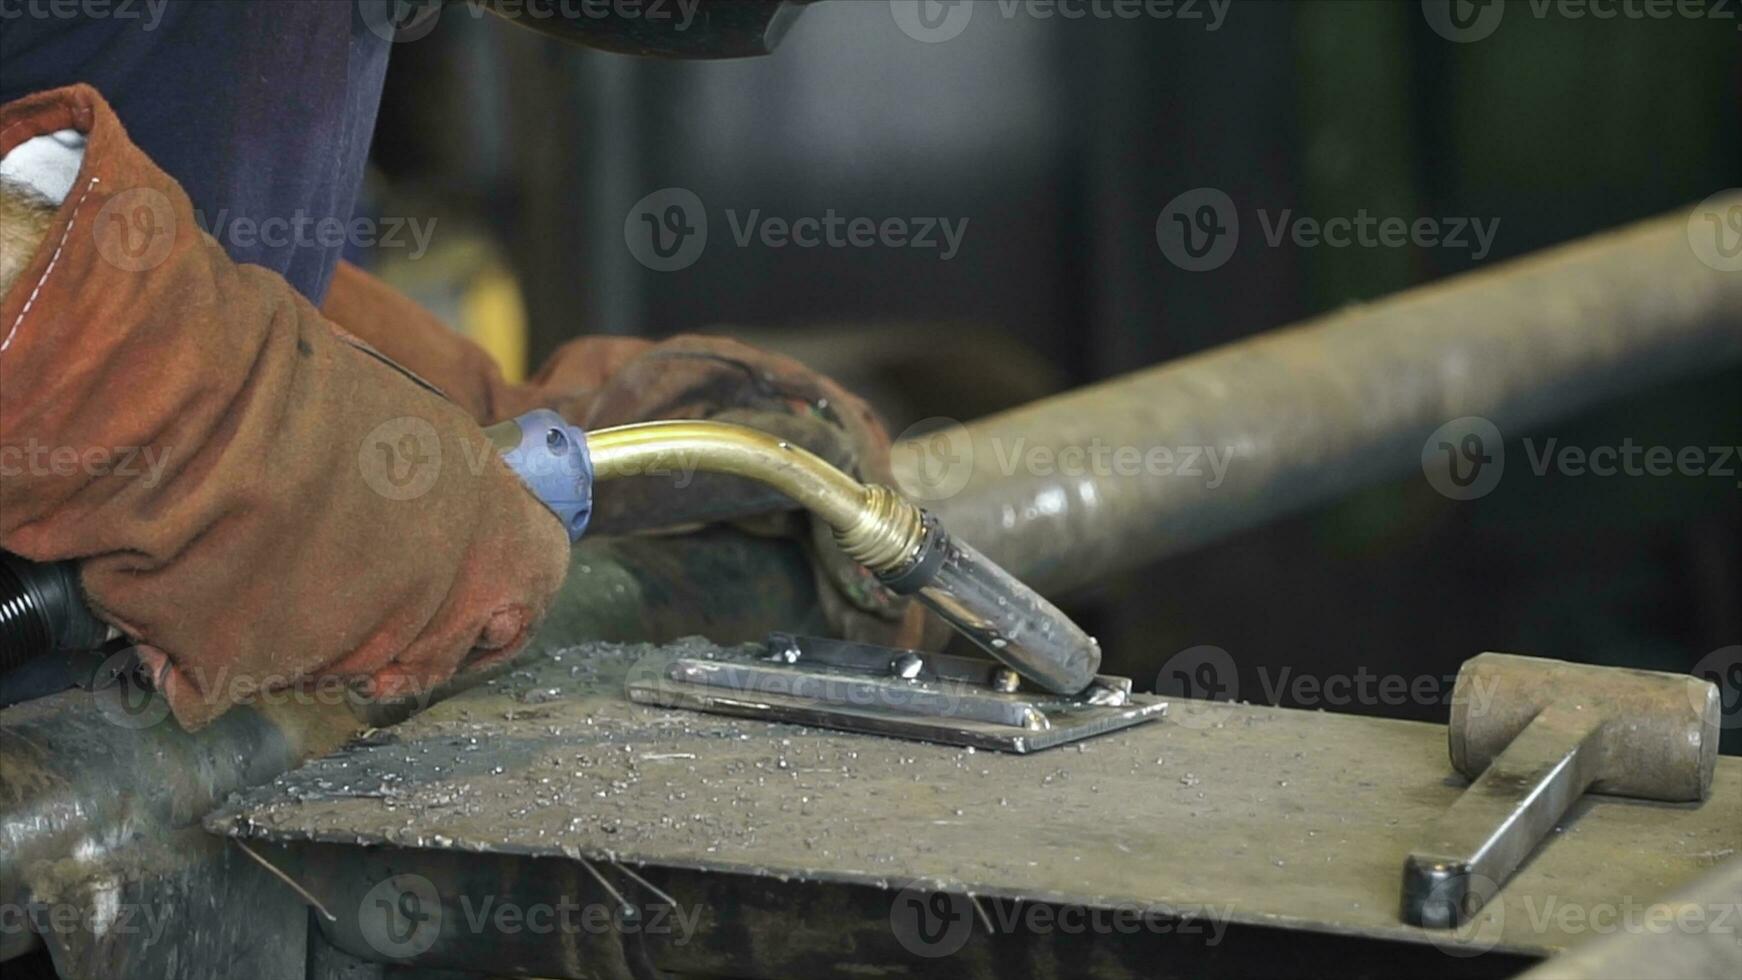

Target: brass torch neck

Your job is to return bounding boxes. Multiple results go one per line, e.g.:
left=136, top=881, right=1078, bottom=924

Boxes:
left=586, top=420, right=928, bottom=576
left=833, top=483, right=928, bottom=576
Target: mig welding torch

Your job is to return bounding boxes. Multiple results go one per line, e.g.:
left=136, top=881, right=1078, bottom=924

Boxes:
left=0, top=410, right=1102, bottom=702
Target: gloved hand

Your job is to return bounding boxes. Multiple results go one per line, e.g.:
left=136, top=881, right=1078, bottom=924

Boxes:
left=520, top=334, right=936, bottom=650
left=0, top=85, right=570, bottom=729
left=314, top=266, right=935, bottom=648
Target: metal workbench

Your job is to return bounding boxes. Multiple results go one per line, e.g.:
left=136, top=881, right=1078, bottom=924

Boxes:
left=206, top=639, right=1741, bottom=979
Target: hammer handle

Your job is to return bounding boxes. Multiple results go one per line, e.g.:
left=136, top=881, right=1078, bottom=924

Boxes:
left=1402, top=702, right=1605, bottom=928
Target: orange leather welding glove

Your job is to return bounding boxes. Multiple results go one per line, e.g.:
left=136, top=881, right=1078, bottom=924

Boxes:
left=522, top=334, right=935, bottom=650
left=318, top=259, right=540, bottom=426
left=0, top=85, right=569, bottom=730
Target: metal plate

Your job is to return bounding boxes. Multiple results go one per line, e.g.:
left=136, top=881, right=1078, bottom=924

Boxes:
left=624, top=641, right=1167, bottom=753
left=207, top=640, right=1742, bottom=961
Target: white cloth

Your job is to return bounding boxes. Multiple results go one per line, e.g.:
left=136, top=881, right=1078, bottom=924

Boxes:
left=0, top=129, right=87, bottom=206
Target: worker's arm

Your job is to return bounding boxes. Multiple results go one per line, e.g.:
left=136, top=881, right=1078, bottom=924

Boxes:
left=0, top=84, right=570, bottom=730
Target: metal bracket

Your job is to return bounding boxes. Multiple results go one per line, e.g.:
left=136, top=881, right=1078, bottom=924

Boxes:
left=624, top=633, right=1166, bottom=753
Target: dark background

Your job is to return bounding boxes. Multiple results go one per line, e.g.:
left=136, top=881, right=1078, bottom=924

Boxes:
left=360, top=0, right=1741, bottom=750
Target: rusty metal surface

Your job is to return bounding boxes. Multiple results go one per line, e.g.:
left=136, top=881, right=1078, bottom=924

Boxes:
left=903, top=199, right=1742, bottom=594
left=209, top=640, right=1742, bottom=962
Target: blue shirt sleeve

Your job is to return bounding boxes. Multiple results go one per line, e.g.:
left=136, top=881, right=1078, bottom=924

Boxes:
left=0, top=0, right=394, bottom=305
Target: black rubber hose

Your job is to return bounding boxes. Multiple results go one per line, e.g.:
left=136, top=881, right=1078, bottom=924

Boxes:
left=0, top=556, right=53, bottom=674
left=0, top=553, right=106, bottom=673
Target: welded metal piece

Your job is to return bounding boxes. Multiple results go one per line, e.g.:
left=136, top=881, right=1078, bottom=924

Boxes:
left=208, top=639, right=1742, bottom=975
left=623, top=634, right=1160, bottom=752
left=1403, top=654, right=1722, bottom=928
left=905, top=198, right=1742, bottom=595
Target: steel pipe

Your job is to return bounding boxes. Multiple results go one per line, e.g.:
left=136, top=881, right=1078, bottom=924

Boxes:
left=901, top=197, right=1742, bottom=593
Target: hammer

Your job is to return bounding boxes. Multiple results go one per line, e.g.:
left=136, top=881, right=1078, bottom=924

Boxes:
left=1402, top=653, right=1721, bottom=929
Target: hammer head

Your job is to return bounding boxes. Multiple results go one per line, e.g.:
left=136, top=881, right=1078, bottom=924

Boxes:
left=1448, top=653, right=1720, bottom=802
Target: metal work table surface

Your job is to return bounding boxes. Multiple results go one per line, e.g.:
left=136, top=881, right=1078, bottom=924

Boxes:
left=208, top=640, right=1741, bottom=960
